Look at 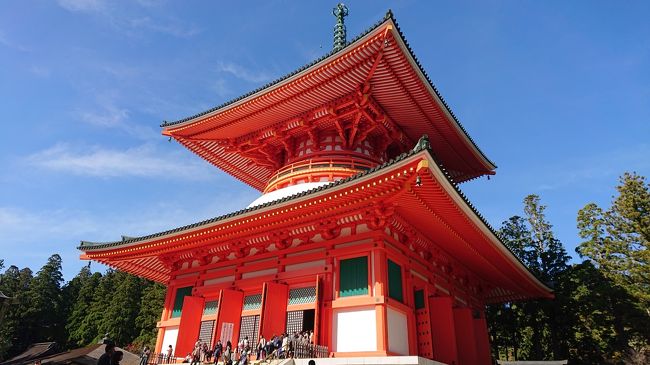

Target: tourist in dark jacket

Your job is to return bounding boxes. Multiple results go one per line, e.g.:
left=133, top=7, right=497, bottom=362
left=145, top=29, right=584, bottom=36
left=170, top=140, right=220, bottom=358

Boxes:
left=213, top=340, right=223, bottom=364
left=97, top=343, right=115, bottom=365
left=111, top=351, right=124, bottom=365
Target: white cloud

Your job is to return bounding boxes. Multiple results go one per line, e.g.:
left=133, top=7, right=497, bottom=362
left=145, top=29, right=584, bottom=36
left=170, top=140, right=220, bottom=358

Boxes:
left=57, top=0, right=107, bottom=13
left=73, top=91, right=158, bottom=140
left=129, top=16, right=200, bottom=38
left=212, top=78, right=232, bottom=98
left=215, top=61, right=273, bottom=83
left=0, top=30, right=30, bottom=52
left=56, top=0, right=200, bottom=38
left=78, top=104, right=129, bottom=128
left=0, top=187, right=258, bottom=280
left=25, top=143, right=216, bottom=180
left=29, top=65, right=51, bottom=77
left=534, top=144, right=650, bottom=191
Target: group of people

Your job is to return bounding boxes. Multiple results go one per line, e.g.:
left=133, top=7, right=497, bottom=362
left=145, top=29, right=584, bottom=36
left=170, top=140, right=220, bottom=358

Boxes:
left=138, top=344, right=175, bottom=365
left=184, top=338, right=243, bottom=365
left=255, top=330, right=315, bottom=360
left=181, top=330, right=314, bottom=365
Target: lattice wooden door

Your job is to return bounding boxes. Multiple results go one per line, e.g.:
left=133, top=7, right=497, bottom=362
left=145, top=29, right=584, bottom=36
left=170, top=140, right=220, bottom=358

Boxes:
left=199, top=320, right=215, bottom=345
left=238, top=315, right=260, bottom=350
left=286, top=310, right=304, bottom=335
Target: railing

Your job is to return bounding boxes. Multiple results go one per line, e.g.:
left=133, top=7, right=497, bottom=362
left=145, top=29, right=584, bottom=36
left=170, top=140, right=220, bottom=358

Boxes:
left=265, top=156, right=377, bottom=192
left=141, top=353, right=176, bottom=365
left=139, top=342, right=328, bottom=365
left=290, top=341, right=328, bottom=359
left=259, top=341, right=329, bottom=363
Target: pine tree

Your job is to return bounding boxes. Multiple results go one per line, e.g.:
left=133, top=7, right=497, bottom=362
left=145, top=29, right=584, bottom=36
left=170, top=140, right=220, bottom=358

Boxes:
left=488, top=195, right=569, bottom=361
left=61, top=264, right=91, bottom=346
left=102, top=271, right=145, bottom=346
left=66, top=267, right=102, bottom=347
left=577, top=172, right=650, bottom=313
left=23, top=255, right=65, bottom=344
left=0, top=266, right=33, bottom=360
left=87, top=269, right=117, bottom=343
left=555, top=261, right=649, bottom=364
left=134, top=281, right=166, bottom=347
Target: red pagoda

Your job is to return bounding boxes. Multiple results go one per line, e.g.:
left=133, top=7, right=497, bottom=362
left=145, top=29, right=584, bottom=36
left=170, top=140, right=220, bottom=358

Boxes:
left=79, top=7, right=553, bottom=365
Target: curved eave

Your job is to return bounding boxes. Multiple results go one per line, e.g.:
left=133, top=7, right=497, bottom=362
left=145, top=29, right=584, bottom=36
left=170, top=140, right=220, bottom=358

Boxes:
left=416, top=152, right=552, bottom=300
left=162, top=13, right=495, bottom=188
left=79, top=147, right=549, bottom=301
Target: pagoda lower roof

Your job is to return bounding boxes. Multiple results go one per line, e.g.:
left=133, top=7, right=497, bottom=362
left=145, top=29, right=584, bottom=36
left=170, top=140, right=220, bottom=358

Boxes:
left=161, top=12, right=496, bottom=191
left=79, top=140, right=551, bottom=303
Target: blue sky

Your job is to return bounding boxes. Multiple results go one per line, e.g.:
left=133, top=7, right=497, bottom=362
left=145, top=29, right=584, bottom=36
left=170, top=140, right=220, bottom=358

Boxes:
left=1, top=1, right=648, bottom=281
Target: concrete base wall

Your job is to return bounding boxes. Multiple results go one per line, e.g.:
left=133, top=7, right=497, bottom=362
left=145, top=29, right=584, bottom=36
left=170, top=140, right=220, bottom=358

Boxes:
left=293, top=356, right=447, bottom=365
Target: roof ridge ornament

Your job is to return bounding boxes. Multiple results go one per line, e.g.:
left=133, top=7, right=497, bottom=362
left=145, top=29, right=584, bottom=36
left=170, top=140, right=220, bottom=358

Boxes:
left=333, top=3, right=349, bottom=51
left=414, top=134, right=431, bottom=151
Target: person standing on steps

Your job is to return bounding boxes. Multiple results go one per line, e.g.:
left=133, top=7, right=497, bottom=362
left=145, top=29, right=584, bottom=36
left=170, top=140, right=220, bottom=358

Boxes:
left=213, top=340, right=222, bottom=364
left=166, top=345, right=174, bottom=363
left=139, top=346, right=151, bottom=365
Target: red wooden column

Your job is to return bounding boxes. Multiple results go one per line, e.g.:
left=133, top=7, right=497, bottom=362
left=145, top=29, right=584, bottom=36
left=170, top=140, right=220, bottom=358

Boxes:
left=176, top=296, right=205, bottom=356
left=319, top=271, right=334, bottom=350
left=215, top=289, right=244, bottom=345
left=473, top=309, right=492, bottom=365
left=373, top=249, right=388, bottom=353
left=259, top=282, right=289, bottom=338
left=313, top=275, right=322, bottom=345
left=404, top=274, right=418, bottom=356
left=428, top=296, right=458, bottom=365
left=453, top=307, right=478, bottom=365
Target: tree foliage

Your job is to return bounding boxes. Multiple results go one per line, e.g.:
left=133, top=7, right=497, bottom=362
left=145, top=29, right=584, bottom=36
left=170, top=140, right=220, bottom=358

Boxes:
left=577, top=172, right=650, bottom=312
left=488, top=195, right=569, bottom=361
left=489, top=175, right=650, bottom=364
left=0, top=257, right=166, bottom=362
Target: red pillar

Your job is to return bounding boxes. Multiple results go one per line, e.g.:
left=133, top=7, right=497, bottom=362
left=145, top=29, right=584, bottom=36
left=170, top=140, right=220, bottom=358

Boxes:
left=473, top=309, right=492, bottom=365
left=176, top=296, right=205, bottom=357
left=428, top=296, right=458, bottom=365
left=373, top=250, right=388, bottom=353
left=259, top=282, right=289, bottom=339
left=453, top=307, right=478, bottom=365
left=215, top=289, right=244, bottom=345
left=320, top=269, right=334, bottom=350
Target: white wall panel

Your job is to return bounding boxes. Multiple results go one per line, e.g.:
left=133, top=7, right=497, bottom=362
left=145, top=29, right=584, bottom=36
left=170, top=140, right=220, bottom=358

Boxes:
left=161, top=326, right=179, bottom=356
left=387, top=307, right=409, bottom=355
left=333, top=307, right=377, bottom=352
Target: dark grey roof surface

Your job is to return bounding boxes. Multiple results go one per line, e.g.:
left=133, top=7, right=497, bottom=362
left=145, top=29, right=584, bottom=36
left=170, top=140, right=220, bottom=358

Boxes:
left=0, top=343, right=58, bottom=365
left=160, top=11, right=495, bottom=169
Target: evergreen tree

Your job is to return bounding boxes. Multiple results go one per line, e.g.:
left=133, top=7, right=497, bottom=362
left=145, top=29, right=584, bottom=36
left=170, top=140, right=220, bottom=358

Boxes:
left=66, top=266, right=102, bottom=347
left=0, top=266, right=33, bottom=360
left=61, top=264, right=90, bottom=345
left=101, top=271, right=144, bottom=346
left=577, top=172, right=650, bottom=313
left=488, top=195, right=569, bottom=361
left=87, top=269, right=117, bottom=343
left=134, top=281, right=166, bottom=347
left=555, top=261, right=649, bottom=364
left=23, top=255, right=65, bottom=344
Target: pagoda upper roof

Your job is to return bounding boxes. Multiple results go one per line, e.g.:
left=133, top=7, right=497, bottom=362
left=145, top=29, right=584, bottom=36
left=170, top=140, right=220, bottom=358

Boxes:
left=161, top=12, right=496, bottom=190
left=79, top=136, right=550, bottom=303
